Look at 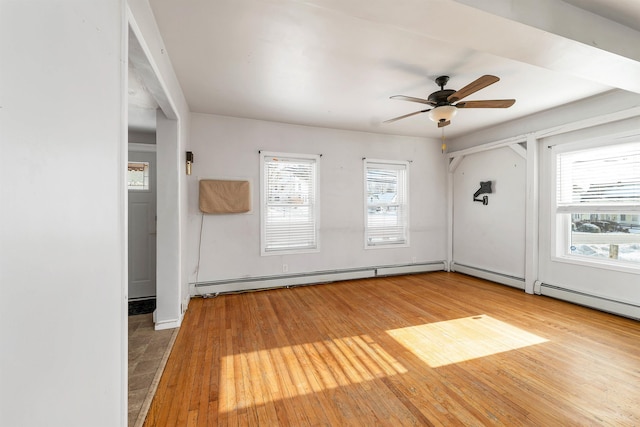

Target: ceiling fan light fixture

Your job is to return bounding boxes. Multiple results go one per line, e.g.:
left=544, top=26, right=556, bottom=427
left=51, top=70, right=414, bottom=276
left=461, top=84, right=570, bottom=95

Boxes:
left=385, top=75, right=514, bottom=127
left=428, top=105, right=458, bottom=123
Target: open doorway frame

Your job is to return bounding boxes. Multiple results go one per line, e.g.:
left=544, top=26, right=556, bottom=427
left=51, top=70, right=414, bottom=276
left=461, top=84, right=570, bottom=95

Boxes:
left=124, top=4, right=190, bottom=422
left=127, top=8, right=186, bottom=330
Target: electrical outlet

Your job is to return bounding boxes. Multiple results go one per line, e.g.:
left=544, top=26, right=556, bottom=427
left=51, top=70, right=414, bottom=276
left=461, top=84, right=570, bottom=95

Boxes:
left=282, top=264, right=288, bottom=273
left=412, top=257, right=417, bottom=264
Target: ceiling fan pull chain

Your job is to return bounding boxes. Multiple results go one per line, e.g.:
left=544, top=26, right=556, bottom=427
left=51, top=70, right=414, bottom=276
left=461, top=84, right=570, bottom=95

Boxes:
left=441, top=127, right=446, bottom=153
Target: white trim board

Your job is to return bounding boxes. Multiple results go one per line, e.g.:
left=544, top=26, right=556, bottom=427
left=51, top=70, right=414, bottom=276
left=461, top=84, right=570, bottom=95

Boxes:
left=152, top=312, right=183, bottom=331
left=128, top=142, right=157, bottom=152
left=448, top=106, right=640, bottom=159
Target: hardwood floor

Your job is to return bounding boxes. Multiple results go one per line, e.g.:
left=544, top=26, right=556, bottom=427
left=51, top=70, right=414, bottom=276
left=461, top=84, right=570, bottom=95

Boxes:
left=144, top=272, right=640, bottom=426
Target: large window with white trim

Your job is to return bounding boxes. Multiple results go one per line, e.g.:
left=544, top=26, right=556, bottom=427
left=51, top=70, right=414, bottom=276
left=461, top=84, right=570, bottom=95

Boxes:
left=364, top=159, right=409, bottom=248
left=261, top=152, right=319, bottom=255
left=554, top=141, right=640, bottom=267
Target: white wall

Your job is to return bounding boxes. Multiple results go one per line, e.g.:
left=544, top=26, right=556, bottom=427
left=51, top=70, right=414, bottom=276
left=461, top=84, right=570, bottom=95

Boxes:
left=452, top=147, right=526, bottom=278
left=188, top=114, right=447, bottom=289
left=155, top=110, right=183, bottom=327
left=448, top=90, right=640, bottom=316
left=452, top=90, right=640, bottom=151
left=0, top=1, right=127, bottom=426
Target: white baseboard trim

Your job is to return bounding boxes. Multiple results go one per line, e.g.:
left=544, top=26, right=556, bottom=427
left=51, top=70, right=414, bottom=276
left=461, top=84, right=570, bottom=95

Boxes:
left=181, top=297, right=190, bottom=315
left=451, top=263, right=525, bottom=290
left=154, top=315, right=182, bottom=331
left=540, top=284, right=640, bottom=320
left=191, top=262, right=446, bottom=296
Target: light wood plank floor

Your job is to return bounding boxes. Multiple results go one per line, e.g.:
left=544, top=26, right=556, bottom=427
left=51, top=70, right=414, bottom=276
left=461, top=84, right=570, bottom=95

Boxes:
left=144, top=272, right=640, bottom=426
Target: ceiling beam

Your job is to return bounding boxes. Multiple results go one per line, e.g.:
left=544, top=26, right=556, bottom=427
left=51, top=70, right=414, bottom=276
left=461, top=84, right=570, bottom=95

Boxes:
left=447, top=0, right=640, bottom=94
left=306, top=0, right=640, bottom=94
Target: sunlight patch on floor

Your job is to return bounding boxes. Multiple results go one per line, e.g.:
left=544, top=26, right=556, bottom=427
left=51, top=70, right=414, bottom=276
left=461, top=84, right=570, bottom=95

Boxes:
left=218, top=334, right=408, bottom=412
left=387, top=314, right=548, bottom=368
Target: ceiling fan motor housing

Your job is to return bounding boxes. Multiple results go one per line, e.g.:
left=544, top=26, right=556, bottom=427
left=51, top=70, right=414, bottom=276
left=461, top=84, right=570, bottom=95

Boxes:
left=428, top=89, right=456, bottom=106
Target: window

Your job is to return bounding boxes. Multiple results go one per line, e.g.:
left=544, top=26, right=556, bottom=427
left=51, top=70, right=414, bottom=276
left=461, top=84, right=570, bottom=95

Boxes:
left=555, top=142, right=640, bottom=267
left=127, top=161, right=150, bottom=190
left=364, top=159, right=409, bottom=247
left=261, top=152, right=319, bottom=255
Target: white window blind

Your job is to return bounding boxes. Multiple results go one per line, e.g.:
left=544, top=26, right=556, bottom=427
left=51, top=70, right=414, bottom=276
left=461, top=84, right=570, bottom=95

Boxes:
left=554, top=141, right=640, bottom=266
left=365, top=160, right=409, bottom=247
left=261, top=153, right=319, bottom=255
left=556, top=142, right=640, bottom=213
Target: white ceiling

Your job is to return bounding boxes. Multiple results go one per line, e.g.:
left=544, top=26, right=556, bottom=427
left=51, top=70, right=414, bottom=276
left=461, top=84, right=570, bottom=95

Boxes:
left=137, top=0, right=640, bottom=139
left=128, top=60, right=158, bottom=133
left=128, top=25, right=159, bottom=133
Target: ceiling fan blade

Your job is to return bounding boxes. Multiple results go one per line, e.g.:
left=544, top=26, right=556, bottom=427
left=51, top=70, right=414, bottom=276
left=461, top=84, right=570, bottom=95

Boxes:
left=390, top=95, right=436, bottom=105
left=455, top=99, right=516, bottom=108
left=447, top=75, right=500, bottom=103
left=383, top=109, right=431, bottom=123
left=437, top=120, right=451, bottom=128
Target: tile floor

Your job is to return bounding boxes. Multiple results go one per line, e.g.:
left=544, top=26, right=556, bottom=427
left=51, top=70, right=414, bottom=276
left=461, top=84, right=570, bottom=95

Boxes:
left=128, top=313, right=177, bottom=427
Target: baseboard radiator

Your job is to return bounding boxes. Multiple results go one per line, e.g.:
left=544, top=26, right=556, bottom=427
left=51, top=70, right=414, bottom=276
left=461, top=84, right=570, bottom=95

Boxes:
left=450, top=262, right=525, bottom=290
left=538, top=283, right=640, bottom=320
left=191, top=261, right=446, bottom=296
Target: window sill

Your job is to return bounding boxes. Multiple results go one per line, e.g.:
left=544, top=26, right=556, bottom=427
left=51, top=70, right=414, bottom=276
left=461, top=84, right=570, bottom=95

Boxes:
left=261, top=247, right=320, bottom=256
left=365, top=243, right=409, bottom=250
left=551, top=254, right=640, bottom=275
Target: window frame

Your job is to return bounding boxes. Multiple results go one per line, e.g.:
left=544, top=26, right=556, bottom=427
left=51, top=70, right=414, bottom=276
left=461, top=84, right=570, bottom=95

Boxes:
left=127, top=161, right=150, bottom=191
left=260, top=151, right=320, bottom=256
left=363, top=159, right=410, bottom=249
left=551, top=138, right=640, bottom=272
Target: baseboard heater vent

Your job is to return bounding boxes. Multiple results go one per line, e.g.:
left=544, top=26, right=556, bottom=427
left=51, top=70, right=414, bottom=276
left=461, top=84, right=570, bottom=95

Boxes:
left=192, top=261, right=446, bottom=296
left=451, top=263, right=525, bottom=290
left=375, top=263, right=444, bottom=277
left=539, top=283, right=640, bottom=320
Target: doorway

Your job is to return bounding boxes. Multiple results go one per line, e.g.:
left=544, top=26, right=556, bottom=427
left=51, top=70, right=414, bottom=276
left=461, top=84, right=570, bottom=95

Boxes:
left=126, top=17, right=183, bottom=425
left=128, top=150, right=157, bottom=300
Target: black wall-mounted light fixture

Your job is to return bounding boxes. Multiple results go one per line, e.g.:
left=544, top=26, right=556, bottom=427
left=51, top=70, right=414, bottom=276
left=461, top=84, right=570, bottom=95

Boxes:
left=186, top=151, right=194, bottom=175
left=473, top=181, right=492, bottom=205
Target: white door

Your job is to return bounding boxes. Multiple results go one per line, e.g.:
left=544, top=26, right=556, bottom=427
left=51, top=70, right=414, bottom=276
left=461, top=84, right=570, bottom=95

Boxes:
left=128, top=150, right=157, bottom=299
